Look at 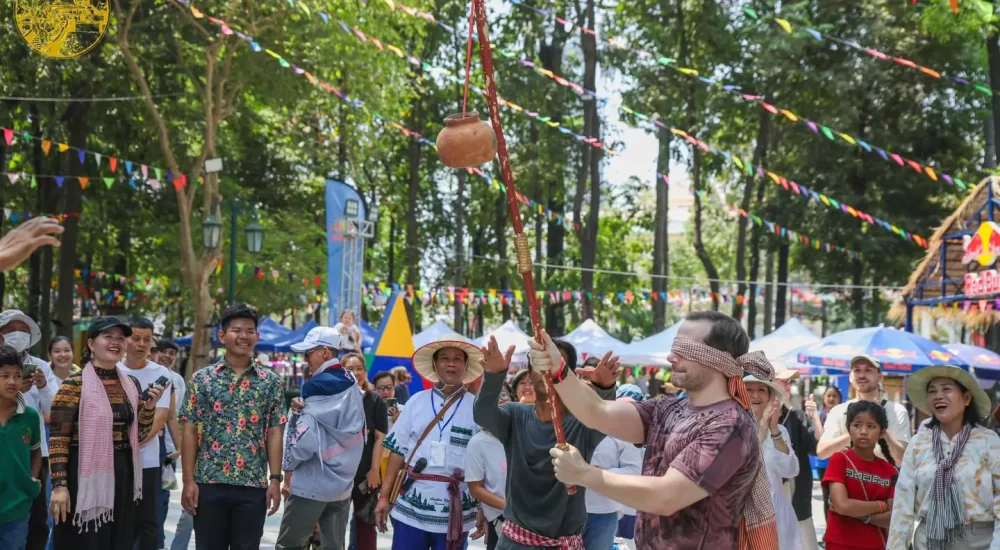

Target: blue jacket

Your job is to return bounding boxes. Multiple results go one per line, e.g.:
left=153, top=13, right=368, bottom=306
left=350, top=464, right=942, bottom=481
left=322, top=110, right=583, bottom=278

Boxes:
left=283, top=360, right=366, bottom=502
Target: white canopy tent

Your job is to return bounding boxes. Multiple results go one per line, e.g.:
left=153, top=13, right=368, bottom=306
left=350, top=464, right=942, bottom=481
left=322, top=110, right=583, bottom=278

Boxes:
left=749, top=318, right=820, bottom=363
left=560, top=319, right=627, bottom=362
left=474, top=319, right=532, bottom=365
left=616, top=320, right=684, bottom=366
left=412, top=319, right=473, bottom=349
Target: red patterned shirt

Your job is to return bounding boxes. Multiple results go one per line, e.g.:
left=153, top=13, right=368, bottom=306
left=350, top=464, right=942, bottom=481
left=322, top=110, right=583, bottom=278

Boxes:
left=632, top=396, right=759, bottom=550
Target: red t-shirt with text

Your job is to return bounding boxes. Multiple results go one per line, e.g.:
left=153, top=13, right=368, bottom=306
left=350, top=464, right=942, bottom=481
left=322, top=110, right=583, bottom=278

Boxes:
left=822, top=449, right=897, bottom=549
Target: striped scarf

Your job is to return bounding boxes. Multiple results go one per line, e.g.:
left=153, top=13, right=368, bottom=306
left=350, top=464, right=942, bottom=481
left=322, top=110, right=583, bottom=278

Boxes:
left=500, top=520, right=584, bottom=550
left=75, top=364, right=142, bottom=531
left=670, top=337, right=779, bottom=550
left=925, top=423, right=972, bottom=549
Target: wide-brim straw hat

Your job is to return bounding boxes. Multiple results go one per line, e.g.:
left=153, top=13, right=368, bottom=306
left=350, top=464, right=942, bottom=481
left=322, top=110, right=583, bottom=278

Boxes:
left=905, top=365, right=991, bottom=421
left=742, top=374, right=790, bottom=406
left=412, top=340, right=484, bottom=384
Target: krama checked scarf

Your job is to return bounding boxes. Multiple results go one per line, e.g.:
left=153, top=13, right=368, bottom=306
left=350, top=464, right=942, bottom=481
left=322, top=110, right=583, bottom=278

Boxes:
left=75, top=364, right=143, bottom=531
left=670, top=337, right=779, bottom=550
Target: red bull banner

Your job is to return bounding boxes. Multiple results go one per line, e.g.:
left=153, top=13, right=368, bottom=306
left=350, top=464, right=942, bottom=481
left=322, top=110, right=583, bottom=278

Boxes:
left=962, top=221, right=1000, bottom=266
left=965, top=269, right=1000, bottom=297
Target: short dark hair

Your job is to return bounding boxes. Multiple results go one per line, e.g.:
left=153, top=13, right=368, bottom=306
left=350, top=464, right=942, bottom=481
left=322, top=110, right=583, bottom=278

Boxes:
left=0, top=344, right=23, bottom=371
left=582, top=356, right=600, bottom=368
left=220, top=303, right=260, bottom=331
left=130, top=316, right=155, bottom=331
left=372, top=371, right=394, bottom=387
left=553, top=339, right=578, bottom=372
left=157, top=339, right=179, bottom=352
left=925, top=379, right=982, bottom=428
left=684, top=310, right=749, bottom=358
left=48, top=336, right=72, bottom=355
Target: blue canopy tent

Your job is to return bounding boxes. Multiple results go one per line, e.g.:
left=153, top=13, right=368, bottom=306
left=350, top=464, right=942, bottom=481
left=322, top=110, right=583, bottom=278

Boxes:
left=175, top=317, right=294, bottom=349
left=260, top=320, right=318, bottom=352
left=791, top=326, right=969, bottom=374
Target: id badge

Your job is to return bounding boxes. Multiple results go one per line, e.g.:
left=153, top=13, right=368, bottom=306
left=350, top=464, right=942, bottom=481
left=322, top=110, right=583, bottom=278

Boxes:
left=430, top=441, right=446, bottom=467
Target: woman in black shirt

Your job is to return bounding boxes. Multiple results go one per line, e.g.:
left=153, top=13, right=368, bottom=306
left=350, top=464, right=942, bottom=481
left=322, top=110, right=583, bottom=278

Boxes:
left=342, top=353, right=388, bottom=550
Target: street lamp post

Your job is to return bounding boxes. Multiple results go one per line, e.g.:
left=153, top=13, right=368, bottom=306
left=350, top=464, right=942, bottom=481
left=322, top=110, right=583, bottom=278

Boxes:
left=202, top=199, right=265, bottom=304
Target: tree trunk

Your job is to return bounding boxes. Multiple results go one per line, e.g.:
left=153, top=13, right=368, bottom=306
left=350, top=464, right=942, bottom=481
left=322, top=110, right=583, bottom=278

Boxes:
left=746, top=231, right=762, bottom=339
left=27, top=109, right=44, bottom=328
left=579, top=0, right=600, bottom=321
left=733, top=100, right=770, bottom=320
left=405, top=99, right=423, bottom=332
left=852, top=258, right=864, bottom=328
left=651, top=128, right=670, bottom=331
left=678, top=1, right=719, bottom=310
left=56, top=85, right=91, bottom=339
left=763, top=245, right=774, bottom=335
left=774, top=243, right=789, bottom=327
left=870, top=288, right=881, bottom=327
left=495, top=191, right=511, bottom=322
left=988, top=29, right=1000, bottom=164
left=453, top=170, right=466, bottom=332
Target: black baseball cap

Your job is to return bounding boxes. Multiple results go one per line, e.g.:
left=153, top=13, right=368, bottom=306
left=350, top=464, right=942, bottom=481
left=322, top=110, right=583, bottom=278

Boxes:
left=87, top=316, right=133, bottom=339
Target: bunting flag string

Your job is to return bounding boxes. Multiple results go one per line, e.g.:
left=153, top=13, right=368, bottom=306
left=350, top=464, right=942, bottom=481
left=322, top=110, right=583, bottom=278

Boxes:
left=173, top=0, right=616, bottom=155
left=0, top=129, right=188, bottom=192
left=2, top=209, right=79, bottom=224
left=500, top=0, right=970, bottom=192
left=632, top=120, right=926, bottom=246
left=0, top=170, right=189, bottom=192
left=743, top=7, right=991, bottom=97
left=682, top=179, right=861, bottom=259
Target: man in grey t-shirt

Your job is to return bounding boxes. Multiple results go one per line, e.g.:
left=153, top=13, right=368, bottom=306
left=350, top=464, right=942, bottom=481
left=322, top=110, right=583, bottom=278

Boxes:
left=473, top=336, right=617, bottom=549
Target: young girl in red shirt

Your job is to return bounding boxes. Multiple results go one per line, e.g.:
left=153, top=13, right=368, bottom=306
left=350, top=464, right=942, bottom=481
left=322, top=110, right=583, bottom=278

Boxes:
left=822, top=400, right=898, bottom=550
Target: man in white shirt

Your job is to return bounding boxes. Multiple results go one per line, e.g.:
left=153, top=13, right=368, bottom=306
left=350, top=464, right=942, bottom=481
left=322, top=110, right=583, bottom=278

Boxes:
left=816, top=355, right=910, bottom=465
left=375, top=339, right=483, bottom=550
left=118, top=317, right=172, bottom=550
left=0, top=309, right=58, bottom=550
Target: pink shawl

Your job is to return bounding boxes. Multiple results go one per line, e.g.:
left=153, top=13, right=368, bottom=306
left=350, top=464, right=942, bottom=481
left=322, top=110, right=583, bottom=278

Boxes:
left=74, top=364, right=142, bottom=531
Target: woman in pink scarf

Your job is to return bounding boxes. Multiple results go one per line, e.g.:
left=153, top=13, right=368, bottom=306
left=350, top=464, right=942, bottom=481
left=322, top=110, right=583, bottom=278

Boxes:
left=49, top=316, right=165, bottom=549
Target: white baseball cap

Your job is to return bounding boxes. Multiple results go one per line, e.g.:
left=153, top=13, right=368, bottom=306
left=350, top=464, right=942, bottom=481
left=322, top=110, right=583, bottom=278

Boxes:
left=290, top=327, right=343, bottom=353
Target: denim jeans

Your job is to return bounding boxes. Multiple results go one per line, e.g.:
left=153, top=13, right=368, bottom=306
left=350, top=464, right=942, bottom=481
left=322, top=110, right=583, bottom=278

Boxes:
left=0, top=515, right=31, bottom=550
left=582, top=512, right=619, bottom=550
left=169, top=511, right=193, bottom=550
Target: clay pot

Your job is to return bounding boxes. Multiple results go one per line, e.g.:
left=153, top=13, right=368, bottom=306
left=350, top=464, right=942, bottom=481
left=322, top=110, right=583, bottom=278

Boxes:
left=436, top=112, right=498, bottom=168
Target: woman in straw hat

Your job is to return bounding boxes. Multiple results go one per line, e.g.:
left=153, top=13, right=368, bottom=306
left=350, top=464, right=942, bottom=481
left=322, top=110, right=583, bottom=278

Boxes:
left=744, top=368, right=803, bottom=550
left=887, top=365, right=1000, bottom=550
left=375, top=339, right=484, bottom=550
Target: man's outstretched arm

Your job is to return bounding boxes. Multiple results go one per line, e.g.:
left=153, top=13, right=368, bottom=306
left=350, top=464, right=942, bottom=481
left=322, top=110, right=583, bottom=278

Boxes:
left=529, top=332, right=644, bottom=444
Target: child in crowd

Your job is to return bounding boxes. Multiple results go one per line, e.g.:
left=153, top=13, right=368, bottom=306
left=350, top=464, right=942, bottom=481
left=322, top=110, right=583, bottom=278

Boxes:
left=0, top=344, right=42, bottom=550
left=822, top=401, right=898, bottom=550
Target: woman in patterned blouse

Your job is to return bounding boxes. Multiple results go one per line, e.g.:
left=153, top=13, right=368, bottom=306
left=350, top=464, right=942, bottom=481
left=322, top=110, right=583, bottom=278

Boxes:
left=888, top=365, right=1000, bottom=550
left=48, top=316, right=163, bottom=550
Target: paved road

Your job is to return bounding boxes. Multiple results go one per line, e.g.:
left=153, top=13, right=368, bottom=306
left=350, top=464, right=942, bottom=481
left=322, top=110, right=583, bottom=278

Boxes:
left=163, top=473, right=487, bottom=549
left=163, top=474, right=828, bottom=549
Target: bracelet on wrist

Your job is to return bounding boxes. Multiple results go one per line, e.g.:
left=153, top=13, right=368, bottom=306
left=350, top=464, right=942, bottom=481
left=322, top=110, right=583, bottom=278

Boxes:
left=549, top=358, right=570, bottom=385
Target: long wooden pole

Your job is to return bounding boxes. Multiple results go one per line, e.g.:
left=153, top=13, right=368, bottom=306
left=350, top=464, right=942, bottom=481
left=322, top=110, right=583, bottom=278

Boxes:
left=471, top=0, right=575, bottom=494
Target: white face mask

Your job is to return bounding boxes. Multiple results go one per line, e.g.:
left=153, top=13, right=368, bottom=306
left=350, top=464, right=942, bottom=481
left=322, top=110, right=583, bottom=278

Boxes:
left=3, top=331, right=31, bottom=353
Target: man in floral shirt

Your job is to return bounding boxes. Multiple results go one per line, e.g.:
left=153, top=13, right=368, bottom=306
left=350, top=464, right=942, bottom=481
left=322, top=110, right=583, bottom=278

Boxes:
left=180, top=304, right=287, bottom=550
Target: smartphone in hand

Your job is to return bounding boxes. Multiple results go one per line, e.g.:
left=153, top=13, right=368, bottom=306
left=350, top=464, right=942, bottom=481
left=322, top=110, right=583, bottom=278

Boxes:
left=141, top=375, right=171, bottom=401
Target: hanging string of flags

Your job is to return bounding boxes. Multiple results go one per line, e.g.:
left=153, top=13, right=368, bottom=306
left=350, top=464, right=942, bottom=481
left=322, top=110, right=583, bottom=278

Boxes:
left=499, top=0, right=971, bottom=193
left=682, top=179, right=861, bottom=259
left=2, top=209, right=79, bottom=224
left=744, top=8, right=983, bottom=95
left=1, top=128, right=190, bottom=192
left=633, top=122, right=927, bottom=247
left=172, top=0, right=616, bottom=155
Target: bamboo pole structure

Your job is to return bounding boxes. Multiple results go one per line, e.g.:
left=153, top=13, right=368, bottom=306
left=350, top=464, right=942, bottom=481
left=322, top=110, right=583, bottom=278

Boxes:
left=469, top=0, right=575, bottom=494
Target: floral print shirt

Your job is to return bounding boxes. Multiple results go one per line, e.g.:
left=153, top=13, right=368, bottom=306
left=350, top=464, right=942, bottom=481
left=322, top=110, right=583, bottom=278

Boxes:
left=887, top=424, right=1000, bottom=550
left=180, top=357, right=286, bottom=488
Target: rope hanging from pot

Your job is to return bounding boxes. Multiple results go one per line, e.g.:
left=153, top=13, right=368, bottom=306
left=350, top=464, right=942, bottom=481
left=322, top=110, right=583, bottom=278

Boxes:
left=465, top=0, right=575, bottom=495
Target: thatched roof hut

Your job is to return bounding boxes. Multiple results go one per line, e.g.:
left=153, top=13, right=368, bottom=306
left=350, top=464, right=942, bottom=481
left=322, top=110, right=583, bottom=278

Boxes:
left=893, top=176, right=1000, bottom=329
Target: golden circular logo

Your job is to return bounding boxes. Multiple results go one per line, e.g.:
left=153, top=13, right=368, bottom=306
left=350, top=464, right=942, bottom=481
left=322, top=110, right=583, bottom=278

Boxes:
left=14, top=0, right=110, bottom=59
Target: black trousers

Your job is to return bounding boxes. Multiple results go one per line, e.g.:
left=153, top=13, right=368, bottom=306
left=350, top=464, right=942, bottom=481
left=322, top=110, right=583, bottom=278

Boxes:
left=134, top=467, right=161, bottom=550
left=192, top=483, right=267, bottom=550
left=53, top=449, right=136, bottom=550
left=26, top=457, right=49, bottom=550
